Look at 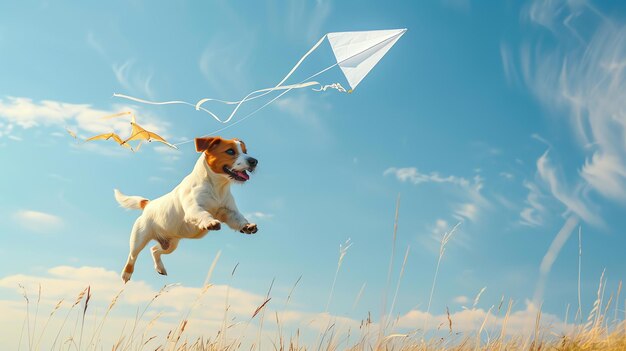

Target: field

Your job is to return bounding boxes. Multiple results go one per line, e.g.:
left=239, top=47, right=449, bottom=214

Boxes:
left=9, top=208, right=626, bottom=351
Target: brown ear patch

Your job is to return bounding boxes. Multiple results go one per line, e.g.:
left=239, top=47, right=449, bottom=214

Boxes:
left=195, top=136, right=222, bottom=153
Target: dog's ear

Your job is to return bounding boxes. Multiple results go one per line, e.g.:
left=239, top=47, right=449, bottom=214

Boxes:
left=195, top=137, right=221, bottom=152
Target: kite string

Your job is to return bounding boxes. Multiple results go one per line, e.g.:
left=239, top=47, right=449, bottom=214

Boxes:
left=193, top=34, right=329, bottom=123
left=173, top=61, right=341, bottom=146
left=115, top=30, right=404, bottom=125
left=114, top=35, right=329, bottom=124
left=198, top=31, right=409, bottom=136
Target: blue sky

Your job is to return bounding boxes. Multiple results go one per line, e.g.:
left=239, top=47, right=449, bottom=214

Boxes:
left=1, top=0, right=626, bottom=347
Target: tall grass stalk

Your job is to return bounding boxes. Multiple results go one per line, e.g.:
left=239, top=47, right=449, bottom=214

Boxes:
left=577, top=225, right=583, bottom=323
left=325, top=238, right=353, bottom=313
left=387, top=245, right=410, bottom=331
left=254, top=278, right=274, bottom=351
left=424, top=222, right=461, bottom=336
left=379, top=194, right=400, bottom=342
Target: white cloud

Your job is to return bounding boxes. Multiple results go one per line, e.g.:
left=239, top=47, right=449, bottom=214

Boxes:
left=499, top=172, right=514, bottom=180
left=0, top=97, right=170, bottom=151
left=454, top=203, right=478, bottom=222
left=13, top=210, right=63, bottom=233
left=453, top=295, right=469, bottom=304
left=397, top=300, right=569, bottom=336
left=581, top=152, right=626, bottom=202
left=432, top=219, right=449, bottom=236
left=384, top=167, right=470, bottom=187
left=245, top=212, right=274, bottom=221
left=385, top=168, right=489, bottom=222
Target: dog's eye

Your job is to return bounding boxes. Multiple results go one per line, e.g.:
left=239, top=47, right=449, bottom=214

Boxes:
left=225, top=149, right=235, bottom=155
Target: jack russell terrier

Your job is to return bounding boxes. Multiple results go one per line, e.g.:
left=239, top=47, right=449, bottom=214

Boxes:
left=114, top=136, right=258, bottom=282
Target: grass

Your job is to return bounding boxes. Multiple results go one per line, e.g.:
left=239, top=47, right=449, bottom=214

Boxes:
left=9, top=202, right=626, bottom=350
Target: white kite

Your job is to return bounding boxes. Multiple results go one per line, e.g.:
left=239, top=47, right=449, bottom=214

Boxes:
left=114, top=28, right=406, bottom=143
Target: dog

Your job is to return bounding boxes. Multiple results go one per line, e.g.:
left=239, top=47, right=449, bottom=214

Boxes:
left=113, top=136, right=259, bottom=282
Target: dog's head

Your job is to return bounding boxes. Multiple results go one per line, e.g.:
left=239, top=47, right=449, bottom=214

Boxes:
left=195, top=136, right=258, bottom=183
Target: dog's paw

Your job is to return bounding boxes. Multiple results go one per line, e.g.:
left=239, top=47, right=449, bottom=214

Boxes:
left=121, top=271, right=132, bottom=283
left=121, top=264, right=133, bottom=283
left=200, top=219, right=221, bottom=231
left=240, top=223, right=258, bottom=234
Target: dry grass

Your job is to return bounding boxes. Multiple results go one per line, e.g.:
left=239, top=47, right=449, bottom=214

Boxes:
left=10, top=207, right=626, bottom=350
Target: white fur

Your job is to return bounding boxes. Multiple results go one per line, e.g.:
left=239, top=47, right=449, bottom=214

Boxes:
left=114, top=189, right=147, bottom=210
left=115, top=154, right=256, bottom=282
left=232, top=141, right=248, bottom=171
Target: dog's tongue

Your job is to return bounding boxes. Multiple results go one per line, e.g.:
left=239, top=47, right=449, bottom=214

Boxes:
left=235, top=170, right=249, bottom=181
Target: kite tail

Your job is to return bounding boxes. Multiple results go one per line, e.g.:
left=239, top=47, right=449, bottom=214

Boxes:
left=114, top=189, right=149, bottom=210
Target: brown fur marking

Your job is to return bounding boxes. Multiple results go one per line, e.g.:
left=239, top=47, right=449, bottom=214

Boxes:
left=157, top=237, right=170, bottom=250
left=123, top=264, right=134, bottom=274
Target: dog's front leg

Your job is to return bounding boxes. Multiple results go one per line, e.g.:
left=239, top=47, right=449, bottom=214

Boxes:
left=220, top=197, right=258, bottom=234
left=182, top=197, right=221, bottom=231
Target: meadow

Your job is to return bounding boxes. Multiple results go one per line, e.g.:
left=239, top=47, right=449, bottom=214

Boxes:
left=9, top=204, right=626, bottom=351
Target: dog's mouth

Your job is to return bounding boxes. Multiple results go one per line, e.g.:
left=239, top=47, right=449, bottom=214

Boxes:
left=223, top=166, right=253, bottom=182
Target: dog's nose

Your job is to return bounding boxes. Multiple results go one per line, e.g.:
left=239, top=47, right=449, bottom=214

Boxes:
left=247, top=157, right=258, bottom=167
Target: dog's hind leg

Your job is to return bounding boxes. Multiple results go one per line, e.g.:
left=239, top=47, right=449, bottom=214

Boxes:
left=150, top=238, right=180, bottom=276
left=121, top=219, right=151, bottom=283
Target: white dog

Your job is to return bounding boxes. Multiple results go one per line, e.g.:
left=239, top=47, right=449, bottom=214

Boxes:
left=114, top=136, right=258, bottom=282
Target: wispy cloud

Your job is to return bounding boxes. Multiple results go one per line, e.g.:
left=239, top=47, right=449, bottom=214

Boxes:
left=112, top=59, right=155, bottom=99
left=384, top=167, right=489, bottom=222
left=499, top=172, right=514, bottom=180
left=13, top=210, right=63, bottom=233
left=509, top=0, right=626, bottom=226
left=534, top=216, right=579, bottom=304
left=536, top=150, right=601, bottom=225
left=520, top=181, right=546, bottom=227
left=86, top=31, right=106, bottom=57
left=384, top=167, right=472, bottom=187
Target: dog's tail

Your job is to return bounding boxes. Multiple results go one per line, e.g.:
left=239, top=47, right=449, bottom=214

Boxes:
left=114, top=189, right=149, bottom=210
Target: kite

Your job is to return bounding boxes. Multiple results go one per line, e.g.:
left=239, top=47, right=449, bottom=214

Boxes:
left=66, top=128, right=78, bottom=139
left=124, top=114, right=177, bottom=149
left=113, top=28, right=407, bottom=143
left=72, top=112, right=177, bottom=151
left=85, top=132, right=133, bottom=150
